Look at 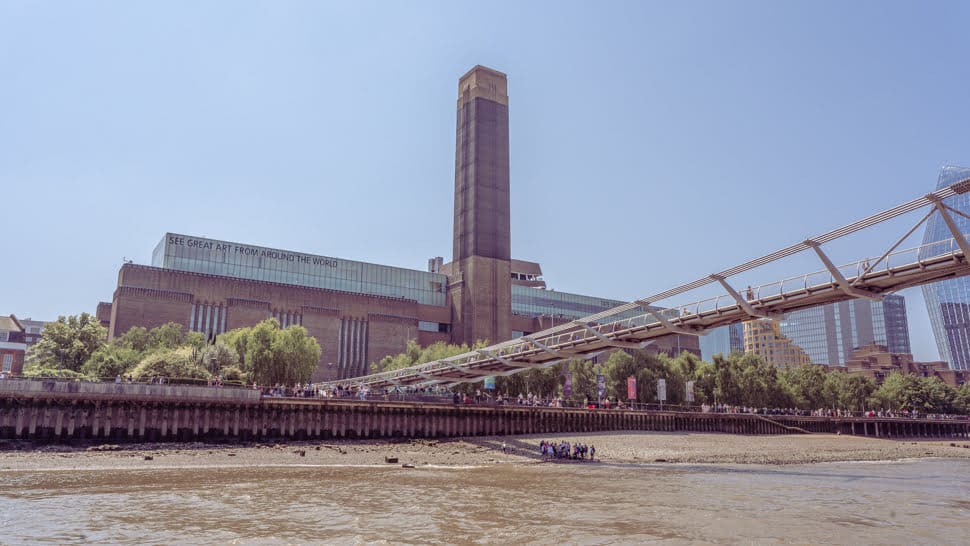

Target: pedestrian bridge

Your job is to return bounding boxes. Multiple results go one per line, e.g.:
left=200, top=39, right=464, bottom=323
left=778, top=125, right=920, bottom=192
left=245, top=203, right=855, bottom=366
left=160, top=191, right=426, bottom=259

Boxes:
left=324, top=178, right=970, bottom=390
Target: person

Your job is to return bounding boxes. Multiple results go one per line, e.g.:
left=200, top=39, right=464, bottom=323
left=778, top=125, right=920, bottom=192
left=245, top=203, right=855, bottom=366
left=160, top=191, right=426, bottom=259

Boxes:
left=590, top=445, right=596, bottom=461
left=115, top=374, right=122, bottom=384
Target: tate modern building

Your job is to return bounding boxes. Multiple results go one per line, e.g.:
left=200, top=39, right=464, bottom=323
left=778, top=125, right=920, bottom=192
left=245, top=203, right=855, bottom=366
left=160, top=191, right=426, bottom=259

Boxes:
left=100, top=66, right=699, bottom=381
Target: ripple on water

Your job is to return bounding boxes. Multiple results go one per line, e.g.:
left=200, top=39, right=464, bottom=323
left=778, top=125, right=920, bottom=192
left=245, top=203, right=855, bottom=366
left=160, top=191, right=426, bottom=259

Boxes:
left=0, top=460, right=967, bottom=545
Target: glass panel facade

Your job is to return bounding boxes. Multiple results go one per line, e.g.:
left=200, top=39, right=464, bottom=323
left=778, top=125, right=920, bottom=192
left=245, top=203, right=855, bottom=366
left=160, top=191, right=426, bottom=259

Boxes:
left=511, top=285, right=628, bottom=321
left=154, top=233, right=447, bottom=306
left=778, top=295, right=910, bottom=365
left=700, top=323, right=744, bottom=360
left=920, top=165, right=970, bottom=370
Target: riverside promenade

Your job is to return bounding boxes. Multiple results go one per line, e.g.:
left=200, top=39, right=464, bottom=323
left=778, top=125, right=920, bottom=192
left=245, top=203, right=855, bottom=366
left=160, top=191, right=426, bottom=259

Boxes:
left=0, top=379, right=967, bottom=443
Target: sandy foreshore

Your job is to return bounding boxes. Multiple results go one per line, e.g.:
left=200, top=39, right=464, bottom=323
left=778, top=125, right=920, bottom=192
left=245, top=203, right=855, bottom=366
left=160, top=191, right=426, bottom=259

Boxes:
left=1, top=432, right=969, bottom=471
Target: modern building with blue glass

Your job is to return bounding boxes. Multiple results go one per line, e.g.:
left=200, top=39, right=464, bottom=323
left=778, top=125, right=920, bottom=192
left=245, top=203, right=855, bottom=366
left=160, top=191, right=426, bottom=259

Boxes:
left=701, top=295, right=911, bottom=366
left=921, top=165, right=970, bottom=370
left=699, top=323, right=744, bottom=361
left=778, top=296, right=911, bottom=365
left=102, top=66, right=698, bottom=380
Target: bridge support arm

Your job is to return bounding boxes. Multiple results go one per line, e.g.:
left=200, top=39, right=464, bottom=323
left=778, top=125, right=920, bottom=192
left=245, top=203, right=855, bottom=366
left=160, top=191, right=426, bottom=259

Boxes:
left=524, top=337, right=562, bottom=357
left=573, top=321, right=647, bottom=348
left=804, top=240, right=882, bottom=301
left=646, top=309, right=696, bottom=336
left=477, top=349, right=535, bottom=369
left=710, top=275, right=783, bottom=320
left=928, top=195, right=970, bottom=259
left=444, top=362, right=494, bottom=377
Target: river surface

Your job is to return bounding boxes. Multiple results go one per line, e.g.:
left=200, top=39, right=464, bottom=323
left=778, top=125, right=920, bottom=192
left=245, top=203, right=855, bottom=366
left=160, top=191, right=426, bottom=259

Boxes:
left=0, top=458, right=967, bottom=545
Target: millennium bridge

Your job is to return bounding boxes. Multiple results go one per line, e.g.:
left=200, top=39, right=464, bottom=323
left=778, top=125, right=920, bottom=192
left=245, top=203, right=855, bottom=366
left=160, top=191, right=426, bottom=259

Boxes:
left=322, top=178, right=970, bottom=390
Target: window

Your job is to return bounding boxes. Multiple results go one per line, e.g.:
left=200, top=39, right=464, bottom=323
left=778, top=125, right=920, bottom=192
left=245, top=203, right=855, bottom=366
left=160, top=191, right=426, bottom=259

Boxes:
left=0, top=332, right=8, bottom=342
left=2, top=354, right=11, bottom=372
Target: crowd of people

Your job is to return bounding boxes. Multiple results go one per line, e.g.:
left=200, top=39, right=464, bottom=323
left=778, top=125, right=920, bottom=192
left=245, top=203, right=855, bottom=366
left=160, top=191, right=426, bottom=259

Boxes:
left=538, top=440, right=595, bottom=461
left=126, top=377, right=966, bottom=423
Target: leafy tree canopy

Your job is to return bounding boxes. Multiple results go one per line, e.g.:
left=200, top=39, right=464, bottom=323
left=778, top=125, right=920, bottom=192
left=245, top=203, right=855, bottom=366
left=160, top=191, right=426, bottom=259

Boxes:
left=26, top=313, right=106, bottom=372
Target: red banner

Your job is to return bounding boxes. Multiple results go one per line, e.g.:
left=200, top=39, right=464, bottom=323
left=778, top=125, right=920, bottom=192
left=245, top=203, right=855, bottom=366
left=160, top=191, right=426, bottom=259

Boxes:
left=627, top=376, right=637, bottom=400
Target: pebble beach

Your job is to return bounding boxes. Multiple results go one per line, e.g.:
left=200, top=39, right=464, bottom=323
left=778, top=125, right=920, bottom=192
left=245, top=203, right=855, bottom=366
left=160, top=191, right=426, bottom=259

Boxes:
left=2, top=431, right=969, bottom=472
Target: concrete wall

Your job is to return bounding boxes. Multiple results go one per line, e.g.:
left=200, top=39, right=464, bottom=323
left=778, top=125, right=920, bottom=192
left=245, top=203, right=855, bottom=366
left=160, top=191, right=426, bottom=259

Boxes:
left=1, top=382, right=966, bottom=444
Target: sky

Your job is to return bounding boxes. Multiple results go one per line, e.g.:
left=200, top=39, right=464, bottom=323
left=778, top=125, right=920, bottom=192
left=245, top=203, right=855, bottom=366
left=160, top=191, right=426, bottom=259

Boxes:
left=2, top=0, right=969, bottom=362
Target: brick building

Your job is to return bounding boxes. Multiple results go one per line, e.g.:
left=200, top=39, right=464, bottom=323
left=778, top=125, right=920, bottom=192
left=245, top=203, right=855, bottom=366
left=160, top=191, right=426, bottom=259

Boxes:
left=101, top=66, right=698, bottom=381
left=843, top=344, right=967, bottom=387
left=0, top=315, right=27, bottom=376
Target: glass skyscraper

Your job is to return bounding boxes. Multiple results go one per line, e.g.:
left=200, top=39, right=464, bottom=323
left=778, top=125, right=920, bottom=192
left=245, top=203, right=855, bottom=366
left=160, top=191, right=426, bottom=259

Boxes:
left=921, top=165, right=970, bottom=370
left=702, top=296, right=910, bottom=365
left=779, top=296, right=911, bottom=365
left=700, top=323, right=744, bottom=361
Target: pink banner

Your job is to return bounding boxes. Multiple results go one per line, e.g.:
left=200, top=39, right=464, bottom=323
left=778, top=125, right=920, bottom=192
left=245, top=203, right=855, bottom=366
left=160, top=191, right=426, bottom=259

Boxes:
left=627, top=376, right=637, bottom=400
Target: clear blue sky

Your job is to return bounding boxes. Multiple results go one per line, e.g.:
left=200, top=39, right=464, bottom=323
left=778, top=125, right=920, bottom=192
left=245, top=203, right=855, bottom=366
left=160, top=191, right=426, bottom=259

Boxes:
left=2, top=1, right=969, bottom=361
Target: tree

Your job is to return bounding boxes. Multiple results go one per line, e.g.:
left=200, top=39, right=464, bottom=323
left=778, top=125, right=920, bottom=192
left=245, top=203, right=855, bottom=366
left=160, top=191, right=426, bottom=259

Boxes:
left=565, top=358, right=598, bottom=403
left=203, top=341, right=241, bottom=376
left=26, top=313, right=106, bottom=372
left=130, top=347, right=212, bottom=383
left=81, top=345, right=142, bottom=380
left=113, top=326, right=151, bottom=352
left=601, top=350, right=637, bottom=400
left=266, top=324, right=321, bottom=386
left=821, top=372, right=875, bottom=412
left=707, top=352, right=788, bottom=408
left=867, top=373, right=957, bottom=413
left=372, top=340, right=487, bottom=374
left=217, top=319, right=322, bottom=386
left=957, top=382, right=970, bottom=414
left=148, top=322, right=185, bottom=350
left=781, top=364, right=829, bottom=409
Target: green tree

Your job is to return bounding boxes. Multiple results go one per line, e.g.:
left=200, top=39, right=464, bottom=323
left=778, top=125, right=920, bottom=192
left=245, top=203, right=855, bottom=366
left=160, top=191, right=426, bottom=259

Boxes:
left=780, top=364, right=829, bottom=409
left=218, top=319, right=322, bottom=386
left=565, top=358, right=598, bottom=403
left=956, top=382, right=970, bottom=414
left=113, top=326, right=151, bottom=352
left=81, top=345, right=142, bottom=380
left=601, top=350, right=637, bottom=400
left=823, top=372, right=876, bottom=413
left=707, top=352, right=789, bottom=408
left=148, top=322, right=186, bottom=350
left=203, top=341, right=241, bottom=377
left=265, top=324, right=321, bottom=385
left=26, top=313, right=106, bottom=372
left=372, top=340, right=489, bottom=374
left=130, top=347, right=212, bottom=383
left=868, top=373, right=957, bottom=413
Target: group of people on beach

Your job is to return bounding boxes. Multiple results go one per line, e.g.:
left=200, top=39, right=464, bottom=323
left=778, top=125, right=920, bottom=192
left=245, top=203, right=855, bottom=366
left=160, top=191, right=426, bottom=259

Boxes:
left=539, top=440, right=595, bottom=461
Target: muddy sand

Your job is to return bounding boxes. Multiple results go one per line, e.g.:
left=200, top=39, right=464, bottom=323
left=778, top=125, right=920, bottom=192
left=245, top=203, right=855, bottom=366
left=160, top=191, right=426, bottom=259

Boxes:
left=2, top=431, right=969, bottom=472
